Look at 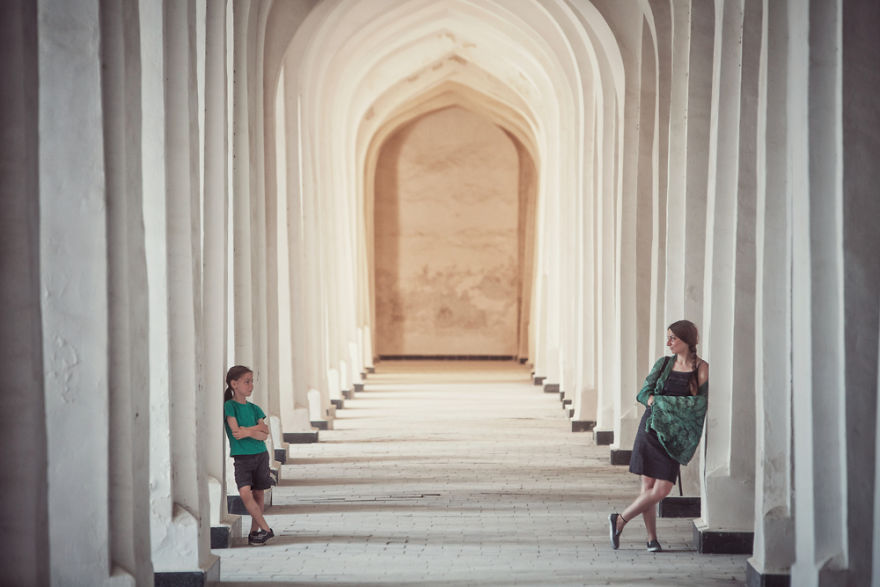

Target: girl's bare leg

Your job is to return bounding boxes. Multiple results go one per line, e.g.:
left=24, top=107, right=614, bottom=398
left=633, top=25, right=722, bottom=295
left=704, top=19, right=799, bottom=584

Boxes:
left=238, top=485, right=271, bottom=533
left=250, top=489, right=266, bottom=533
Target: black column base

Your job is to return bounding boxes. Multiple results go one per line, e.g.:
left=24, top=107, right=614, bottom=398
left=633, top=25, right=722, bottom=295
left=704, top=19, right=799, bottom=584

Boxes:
left=342, top=388, right=353, bottom=399
left=609, top=449, right=631, bottom=465
left=274, top=447, right=287, bottom=464
left=571, top=420, right=596, bottom=432
left=155, top=555, right=219, bottom=586
left=210, top=525, right=232, bottom=549
left=354, top=382, right=364, bottom=392
left=543, top=382, right=559, bottom=394
left=658, top=496, right=700, bottom=518
left=310, top=419, right=331, bottom=430
left=283, top=431, right=319, bottom=444
left=693, top=521, right=754, bottom=554
left=366, top=366, right=375, bottom=374
left=331, top=398, right=344, bottom=409
left=534, top=375, right=546, bottom=385
left=594, top=429, right=613, bottom=445
left=746, top=560, right=790, bottom=587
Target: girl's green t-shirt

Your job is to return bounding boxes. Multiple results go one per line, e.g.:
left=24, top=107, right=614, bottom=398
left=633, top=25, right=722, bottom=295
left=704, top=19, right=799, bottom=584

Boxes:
left=223, top=399, right=268, bottom=456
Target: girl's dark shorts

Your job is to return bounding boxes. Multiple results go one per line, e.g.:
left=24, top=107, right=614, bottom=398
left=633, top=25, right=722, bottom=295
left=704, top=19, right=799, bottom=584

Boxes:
left=232, top=451, right=272, bottom=490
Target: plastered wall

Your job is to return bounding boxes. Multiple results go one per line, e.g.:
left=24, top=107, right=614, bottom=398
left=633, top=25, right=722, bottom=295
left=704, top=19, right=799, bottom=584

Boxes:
left=374, top=106, right=520, bottom=356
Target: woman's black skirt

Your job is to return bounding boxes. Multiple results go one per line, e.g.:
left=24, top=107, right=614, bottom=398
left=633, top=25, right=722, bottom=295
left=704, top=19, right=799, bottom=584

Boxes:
left=629, top=406, right=680, bottom=483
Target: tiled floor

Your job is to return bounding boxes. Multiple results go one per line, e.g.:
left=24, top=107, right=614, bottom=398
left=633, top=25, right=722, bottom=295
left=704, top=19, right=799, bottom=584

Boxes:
left=214, top=361, right=746, bottom=586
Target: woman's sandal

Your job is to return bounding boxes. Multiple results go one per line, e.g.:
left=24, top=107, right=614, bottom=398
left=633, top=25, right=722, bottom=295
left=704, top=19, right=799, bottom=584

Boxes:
left=608, top=513, right=627, bottom=549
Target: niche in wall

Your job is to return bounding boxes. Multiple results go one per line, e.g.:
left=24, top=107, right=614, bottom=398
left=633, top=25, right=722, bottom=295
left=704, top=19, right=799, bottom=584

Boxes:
left=373, top=105, right=525, bottom=356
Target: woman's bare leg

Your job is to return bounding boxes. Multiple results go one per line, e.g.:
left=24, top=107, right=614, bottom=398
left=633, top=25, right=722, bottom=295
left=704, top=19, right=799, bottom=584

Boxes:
left=618, top=476, right=674, bottom=537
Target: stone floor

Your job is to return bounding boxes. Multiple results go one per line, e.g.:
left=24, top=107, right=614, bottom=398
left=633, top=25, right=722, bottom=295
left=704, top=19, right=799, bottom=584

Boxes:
left=214, top=361, right=747, bottom=586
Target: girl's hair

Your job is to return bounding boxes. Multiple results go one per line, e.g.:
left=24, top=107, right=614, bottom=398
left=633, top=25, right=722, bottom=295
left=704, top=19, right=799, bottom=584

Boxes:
left=668, top=320, right=701, bottom=395
left=224, top=365, right=253, bottom=402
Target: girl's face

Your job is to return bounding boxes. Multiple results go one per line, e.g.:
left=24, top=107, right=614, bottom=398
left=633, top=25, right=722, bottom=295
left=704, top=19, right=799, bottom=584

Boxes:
left=231, top=372, right=254, bottom=397
left=666, top=330, right=688, bottom=355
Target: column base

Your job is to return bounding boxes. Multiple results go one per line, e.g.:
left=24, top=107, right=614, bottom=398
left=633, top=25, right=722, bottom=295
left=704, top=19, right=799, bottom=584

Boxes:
left=342, top=388, right=353, bottom=399
left=571, top=420, right=596, bottom=432
left=273, top=447, right=287, bottom=464
left=331, top=398, right=344, bottom=409
left=543, top=382, right=559, bottom=394
left=211, top=514, right=241, bottom=549
left=609, top=449, right=631, bottom=465
left=534, top=375, right=546, bottom=385
left=154, top=555, right=219, bottom=587
left=366, top=366, right=375, bottom=374
left=693, top=519, right=754, bottom=554
left=210, top=525, right=232, bottom=549
left=310, top=419, right=332, bottom=430
left=658, top=496, right=700, bottom=518
left=353, top=382, right=364, bottom=392
left=594, top=429, right=613, bottom=445
left=359, top=371, right=367, bottom=380
left=746, top=559, right=790, bottom=587
left=518, top=357, right=528, bottom=364
left=283, top=431, right=319, bottom=444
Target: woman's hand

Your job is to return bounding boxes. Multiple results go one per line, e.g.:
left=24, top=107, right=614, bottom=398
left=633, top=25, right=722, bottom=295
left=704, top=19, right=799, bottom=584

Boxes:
left=647, top=395, right=654, bottom=406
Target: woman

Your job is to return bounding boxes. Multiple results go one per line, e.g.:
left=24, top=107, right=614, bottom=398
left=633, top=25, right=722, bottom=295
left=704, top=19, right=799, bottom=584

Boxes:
left=609, top=320, right=709, bottom=552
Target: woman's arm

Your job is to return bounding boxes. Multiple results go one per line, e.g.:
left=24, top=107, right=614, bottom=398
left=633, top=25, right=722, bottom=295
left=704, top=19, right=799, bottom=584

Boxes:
left=698, top=360, right=709, bottom=387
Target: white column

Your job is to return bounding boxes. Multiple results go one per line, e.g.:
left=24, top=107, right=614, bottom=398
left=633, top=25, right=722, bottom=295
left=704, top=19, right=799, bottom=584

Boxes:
left=836, top=0, right=880, bottom=581
left=697, top=0, right=759, bottom=547
left=790, top=0, right=848, bottom=582
left=0, top=2, right=49, bottom=584
left=232, top=0, right=254, bottom=366
left=37, top=1, right=119, bottom=583
left=147, top=0, right=218, bottom=578
left=202, top=0, right=239, bottom=539
left=748, top=0, right=794, bottom=579
left=103, top=0, right=153, bottom=582
left=283, top=75, right=316, bottom=433
left=612, top=15, right=654, bottom=457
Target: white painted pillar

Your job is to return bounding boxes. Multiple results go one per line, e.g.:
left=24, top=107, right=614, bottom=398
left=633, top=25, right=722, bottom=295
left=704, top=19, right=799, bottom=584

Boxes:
left=697, top=0, right=759, bottom=549
left=648, top=1, right=671, bottom=363
left=274, top=67, right=300, bottom=432
left=102, top=0, right=153, bottom=581
left=789, top=0, right=850, bottom=582
left=232, top=0, right=254, bottom=367
left=148, top=0, right=217, bottom=578
left=838, top=1, right=880, bottom=582
left=202, top=0, right=239, bottom=541
left=37, top=1, right=130, bottom=583
left=283, top=72, right=316, bottom=433
left=593, top=89, right=619, bottom=437
left=0, top=2, right=49, bottom=583
left=573, top=86, right=597, bottom=424
left=747, top=0, right=794, bottom=580
left=612, top=15, right=653, bottom=458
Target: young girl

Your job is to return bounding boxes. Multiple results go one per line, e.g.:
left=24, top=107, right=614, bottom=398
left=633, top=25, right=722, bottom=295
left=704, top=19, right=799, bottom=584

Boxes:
left=609, top=320, right=709, bottom=552
left=224, top=365, right=275, bottom=546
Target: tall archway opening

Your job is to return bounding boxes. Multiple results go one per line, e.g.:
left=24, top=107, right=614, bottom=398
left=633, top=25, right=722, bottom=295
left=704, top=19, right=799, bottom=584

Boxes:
left=372, top=105, right=536, bottom=358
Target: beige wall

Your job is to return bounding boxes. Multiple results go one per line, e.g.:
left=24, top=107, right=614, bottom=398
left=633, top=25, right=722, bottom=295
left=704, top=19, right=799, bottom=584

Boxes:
left=374, top=106, right=520, bottom=356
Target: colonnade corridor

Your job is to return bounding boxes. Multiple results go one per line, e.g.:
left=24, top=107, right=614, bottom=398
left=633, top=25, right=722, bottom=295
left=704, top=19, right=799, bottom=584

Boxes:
left=214, top=361, right=747, bottom=586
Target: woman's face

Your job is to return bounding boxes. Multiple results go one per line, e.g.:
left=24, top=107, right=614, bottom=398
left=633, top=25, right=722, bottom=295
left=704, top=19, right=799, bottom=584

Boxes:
left=666, top=329, right=688, bottom=354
